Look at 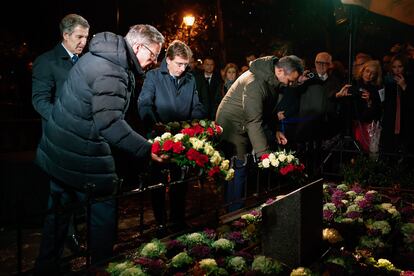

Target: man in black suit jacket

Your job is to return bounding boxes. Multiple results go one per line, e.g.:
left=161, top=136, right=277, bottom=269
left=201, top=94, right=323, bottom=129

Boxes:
left=195, top=57, right=223, bottom=120
left=31, top=13, right=89, bottom=262
left=32, top=13, right=90, bottom=129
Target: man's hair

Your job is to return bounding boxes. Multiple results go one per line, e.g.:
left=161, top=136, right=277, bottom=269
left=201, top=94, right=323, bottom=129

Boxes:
left=315, top=52, right=332, bottom=63
left=125, top=24, right=165, bottom=47
left=275, top=55, right=304, bottom=75
left=166, top=40, right=192, bottom=60
left=59, top=14, right=89, bottom=36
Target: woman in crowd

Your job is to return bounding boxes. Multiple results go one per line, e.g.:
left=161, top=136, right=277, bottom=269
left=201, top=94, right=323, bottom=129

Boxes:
left=381, top=55, right=414, bottom=154
left=221, top=62, right=239, bottom=96
left=336, top=60, right=383, bottom=152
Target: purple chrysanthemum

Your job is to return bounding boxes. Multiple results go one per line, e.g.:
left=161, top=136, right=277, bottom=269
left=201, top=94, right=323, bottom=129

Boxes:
left=188, top=245, right=212, bottom=259
left=323, top=210, right=334, bottom=221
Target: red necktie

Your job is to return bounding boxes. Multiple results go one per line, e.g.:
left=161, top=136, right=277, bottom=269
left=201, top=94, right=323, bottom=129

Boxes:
left=394, top=87, right=401, bottom=134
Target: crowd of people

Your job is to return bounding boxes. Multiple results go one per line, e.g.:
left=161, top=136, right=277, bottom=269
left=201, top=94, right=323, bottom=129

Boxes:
left=21, top=13, right=414, bottom=274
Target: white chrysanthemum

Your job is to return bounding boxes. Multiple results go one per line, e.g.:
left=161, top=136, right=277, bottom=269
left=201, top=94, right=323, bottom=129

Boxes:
left=161, top=132, right=172, bottom=139
left=341, top=199, right=349, bottom=205
left=270, top=159, right=279, bottom=167
left=189, top=137, right=204, bottom=150
left=354, top=195, right=365, bottom=203
left=346, top=204, right=361, bottom=213
left=210, top=154, right=221, bottom=166
left=220, top=159, right=230, bottom=171
left=323, top=203, right=337, bottom=211
left=387, top=207, right=400, bottom=218
left=173, top=133, right=184, bottom=141
left=346, top=190, right=357, bottom=198
left=199, top=258, right=217, bottom=269
left=380, top=203, right=393, bottom=210
left=370, top=220, right=391, bottom=235
left=225, top=169, right=235, bottom=180
left=262, top=159, right=270, bottom=168
left=336, top=184, right=349, bottom=191
left=204, top=144, right=215, bottom=156
left=278, top=153, right=287, bottom=162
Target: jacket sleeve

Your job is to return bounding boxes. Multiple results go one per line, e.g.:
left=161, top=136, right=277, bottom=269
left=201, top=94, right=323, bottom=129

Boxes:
left=243, top=83, right=269, bottom=157
left=91, top=74, right=151, bottom=161
left=32, top=56, right=55, bottom=120
left=190, top=80, right=208, bottom=119
left=138, top=71, right=158, bottom=127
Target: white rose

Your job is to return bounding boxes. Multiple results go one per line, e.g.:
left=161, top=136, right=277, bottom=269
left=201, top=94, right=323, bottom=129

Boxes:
left=210, top=153, right=222, bottom=166
left=220, top=159, right=230, bottom=171
left=225, top=169, right=235, bottom=180
left=173, top=133, right=184, bottom=141
left=161, top=132, right=172, bottom=139
left=278, top=153, right=287, bottom=162
left=204, top=144, right=215, bottom=156
left=270, top=159, right=279, bottom=167
left=262, top=159, right=270, bottom=168
left=268, top=153, right=276, bottom=161
left=154, top=136, right=161, bottom=142
left=190, top=137, right=204, bottom=150
left=287, top=154, right=294, bottom=163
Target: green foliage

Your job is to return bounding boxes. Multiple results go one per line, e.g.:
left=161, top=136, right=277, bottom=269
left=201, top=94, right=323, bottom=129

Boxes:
left=341, top=156, right=414, bottom=188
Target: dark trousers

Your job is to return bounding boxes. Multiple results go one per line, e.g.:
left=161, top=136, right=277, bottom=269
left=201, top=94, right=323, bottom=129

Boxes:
left=151, top=181, right=187, bottom=225
left=34, top=179, right=117, bottom=274
left=225, top=159, right=246, bottom=212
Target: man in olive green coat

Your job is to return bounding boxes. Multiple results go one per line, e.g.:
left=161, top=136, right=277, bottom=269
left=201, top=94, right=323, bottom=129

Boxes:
left=216, top=55, right=304, bottom=211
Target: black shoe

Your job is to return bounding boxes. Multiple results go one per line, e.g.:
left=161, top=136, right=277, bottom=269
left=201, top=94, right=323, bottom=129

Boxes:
left=65, top=234, right=82, bottom=254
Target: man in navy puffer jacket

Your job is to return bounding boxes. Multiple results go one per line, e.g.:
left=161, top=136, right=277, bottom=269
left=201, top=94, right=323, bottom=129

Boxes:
left=34, top=24, right=166, bottom=274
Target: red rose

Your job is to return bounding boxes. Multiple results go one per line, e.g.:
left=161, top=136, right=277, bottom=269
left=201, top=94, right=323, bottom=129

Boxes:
left=260, top=154, right=270, bottom=161
left=186, top=148, right=199, bottom=161
left=151, top=141, right=161, bottom=155
left=181, top=128, right=195, bottom=137
left=207, top=127, right=214, bottom=136
left=193, top=125, right=204, bottom=135
left=195, top=153, right=209, bottom=168
left=162, top=140, right=174, bottom=151
left=208, top=166, right=220, bottom=177
left=215, top=124, right=222, bottom=134
left=172, top=141, right=185, bottom=154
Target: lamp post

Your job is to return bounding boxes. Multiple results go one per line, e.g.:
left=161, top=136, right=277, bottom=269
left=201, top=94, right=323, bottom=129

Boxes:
left=183, top=15, right=195, bottom=45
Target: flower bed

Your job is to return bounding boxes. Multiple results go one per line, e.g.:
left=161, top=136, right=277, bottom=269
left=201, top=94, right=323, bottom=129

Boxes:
left=106, top=182, right=414, bottom=275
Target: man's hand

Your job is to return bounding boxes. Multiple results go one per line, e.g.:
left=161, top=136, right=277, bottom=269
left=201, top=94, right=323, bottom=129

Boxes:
left=277, top=111, right=285, bottom=121
left=276, top=131, right=288, bottom=145
left=151, top=153, right=169, bottom=163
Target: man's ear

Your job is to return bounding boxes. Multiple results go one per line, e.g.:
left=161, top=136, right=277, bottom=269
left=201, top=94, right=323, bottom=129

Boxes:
left=132, top=43, right=140, bottom=54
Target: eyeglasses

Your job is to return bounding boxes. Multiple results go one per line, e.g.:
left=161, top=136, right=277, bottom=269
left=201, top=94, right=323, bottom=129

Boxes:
left=173, top=60, right=189, bottom=68
left=141, top=44, right=159, bottom=61
left=315, top=61, right=330, bottom=66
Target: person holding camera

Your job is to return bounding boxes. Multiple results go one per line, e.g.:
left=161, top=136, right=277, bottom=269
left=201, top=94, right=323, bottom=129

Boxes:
left=335, top=60, right=383, bottom=152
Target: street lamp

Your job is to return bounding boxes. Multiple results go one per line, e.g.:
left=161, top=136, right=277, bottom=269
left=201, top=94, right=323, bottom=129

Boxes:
left=183, top=15, right=195, bottom=45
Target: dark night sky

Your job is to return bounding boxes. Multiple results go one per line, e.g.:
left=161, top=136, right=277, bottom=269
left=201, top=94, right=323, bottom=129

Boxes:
left=3, top=0, right=414, bottom=67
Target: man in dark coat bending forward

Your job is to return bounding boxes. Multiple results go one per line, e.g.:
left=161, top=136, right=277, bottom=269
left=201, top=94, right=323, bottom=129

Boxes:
left=216, top=55, right=304, bottom=212
left=34, top=24, right=166, bottom=274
